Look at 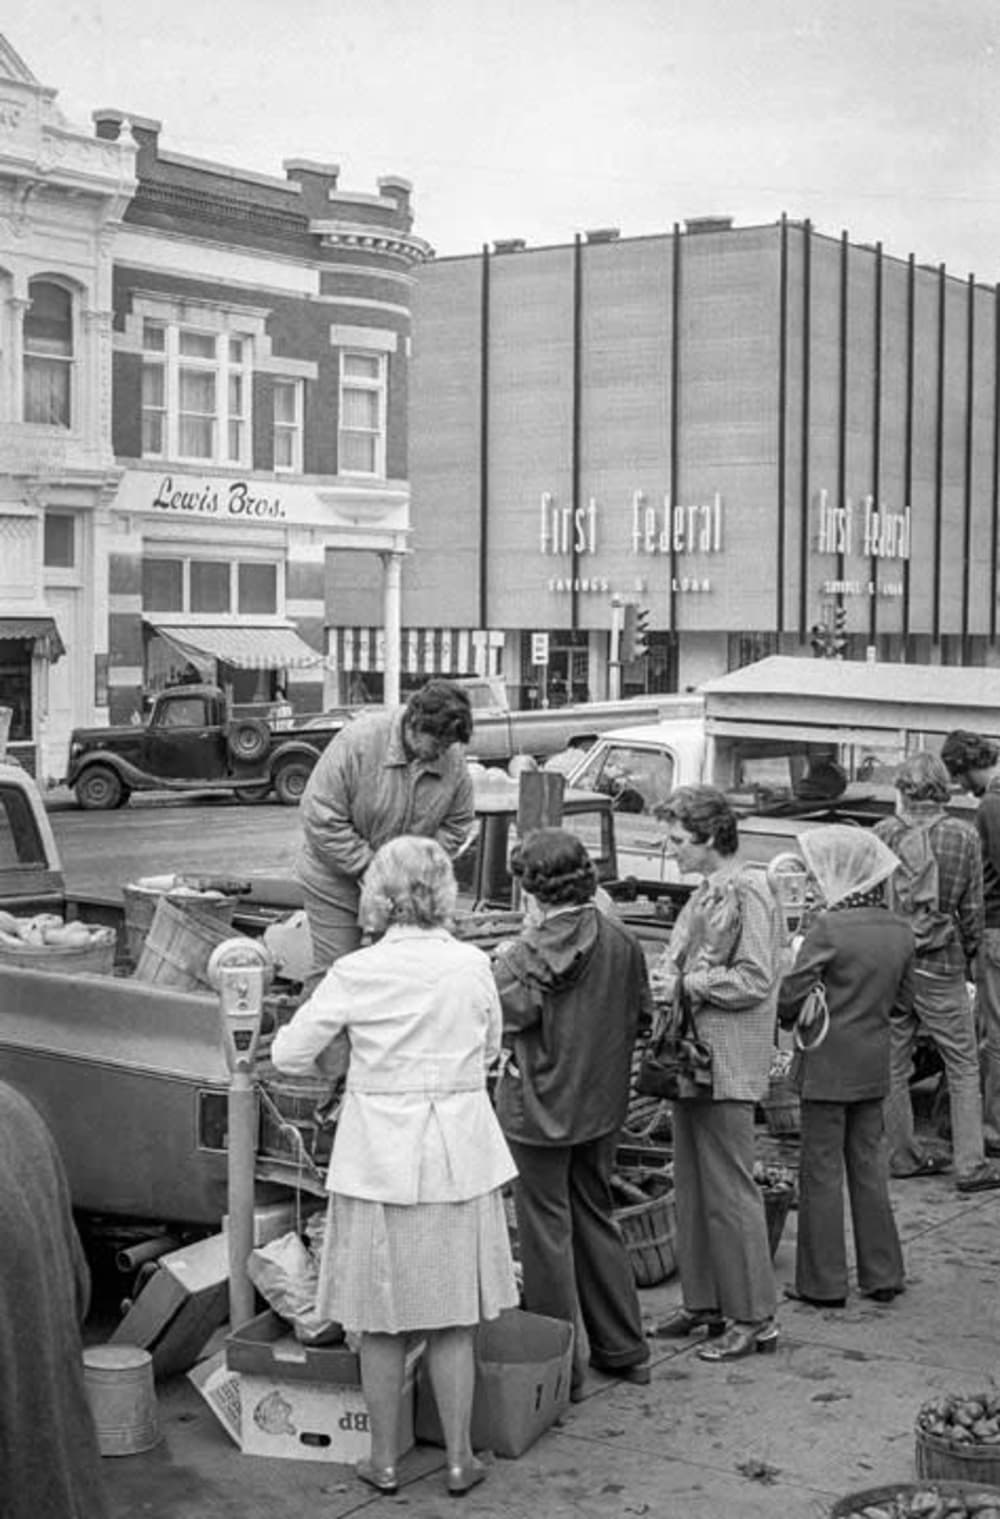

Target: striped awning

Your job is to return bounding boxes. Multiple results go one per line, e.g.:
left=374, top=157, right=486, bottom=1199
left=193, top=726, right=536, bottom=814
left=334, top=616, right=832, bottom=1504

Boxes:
left=334, top=627, right=505, bottom=677
left=147, top=622, right=325, bottom=672
left=0, top=616, right=65, bottom=662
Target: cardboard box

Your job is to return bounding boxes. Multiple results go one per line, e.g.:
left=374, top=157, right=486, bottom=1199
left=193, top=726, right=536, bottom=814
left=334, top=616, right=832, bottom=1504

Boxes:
left=415, top=1308, right=573, bottom=1459
left=189, top=1311, right=416, bottom=1463
left=111, top=1233, right=229, bottom=1379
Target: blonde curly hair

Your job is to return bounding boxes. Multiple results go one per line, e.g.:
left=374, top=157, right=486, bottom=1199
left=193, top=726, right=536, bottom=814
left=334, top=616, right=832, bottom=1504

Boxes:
left=358, top=836, right=457, bottom=935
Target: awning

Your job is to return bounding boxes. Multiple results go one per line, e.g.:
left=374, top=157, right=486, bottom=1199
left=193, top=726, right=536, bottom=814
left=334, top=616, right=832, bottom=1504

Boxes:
left=0, top=616, right=65, bottom=662
left=146, top=622, right=325, bottom=672
left=334, top=627, right=504, bottom=676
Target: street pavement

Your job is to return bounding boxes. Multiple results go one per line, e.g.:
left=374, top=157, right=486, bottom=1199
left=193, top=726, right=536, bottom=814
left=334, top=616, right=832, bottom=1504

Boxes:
left=94, top=1149, right=1000, bottom=1519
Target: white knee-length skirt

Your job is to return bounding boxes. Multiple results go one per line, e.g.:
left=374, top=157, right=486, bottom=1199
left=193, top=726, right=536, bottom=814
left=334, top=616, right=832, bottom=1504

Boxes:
left=316, top=1189, right=519, bottom=1335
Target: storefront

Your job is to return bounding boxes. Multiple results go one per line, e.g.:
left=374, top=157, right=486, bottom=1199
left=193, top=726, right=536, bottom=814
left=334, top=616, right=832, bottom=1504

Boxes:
left=108, top=466, right=410, bottom=722
left=397, top=219, right=1000, bottom=696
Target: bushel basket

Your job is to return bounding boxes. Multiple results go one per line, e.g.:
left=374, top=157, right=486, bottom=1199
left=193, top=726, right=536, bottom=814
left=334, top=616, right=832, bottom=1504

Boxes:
left=762, top=1071, right=801, bottom=1137
left=830, top=1478, right=1000, bottom=1517
left=613, top=1189, right=677, bottom=1287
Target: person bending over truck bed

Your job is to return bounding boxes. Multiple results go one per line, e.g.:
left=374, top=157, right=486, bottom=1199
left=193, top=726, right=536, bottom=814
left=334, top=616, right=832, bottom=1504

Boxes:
left=296, top=680, right=476, bottom=979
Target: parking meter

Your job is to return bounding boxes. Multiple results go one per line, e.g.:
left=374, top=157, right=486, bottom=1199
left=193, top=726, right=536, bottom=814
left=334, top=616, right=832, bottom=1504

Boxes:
left=207, top=938, right=273, bottom=1071
left=207, top=938, right=273, bottom=1327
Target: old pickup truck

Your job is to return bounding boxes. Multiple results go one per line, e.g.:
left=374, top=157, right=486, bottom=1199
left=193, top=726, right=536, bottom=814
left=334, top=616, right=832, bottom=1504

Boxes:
left=565, top=654, right=992, bottom=885
left=459, top=676, right=705, bottom=768
left=0, top=758, right=684, bottom=1240
left=65, top=684, right=344, bottom=810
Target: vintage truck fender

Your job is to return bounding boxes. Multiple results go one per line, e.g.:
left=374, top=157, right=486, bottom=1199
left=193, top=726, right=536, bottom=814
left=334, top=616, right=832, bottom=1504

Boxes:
left=267, top=736, right=331, bottom=806
left=67, top=750, right=157, bottom=808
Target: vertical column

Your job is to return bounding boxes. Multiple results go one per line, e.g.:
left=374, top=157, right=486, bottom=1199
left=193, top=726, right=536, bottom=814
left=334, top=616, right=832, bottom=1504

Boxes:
left=380, top=549, right=403, bottom=707
left=285, top=530, right=326, bottom=712
left=6, top=294, right=29, bottom=424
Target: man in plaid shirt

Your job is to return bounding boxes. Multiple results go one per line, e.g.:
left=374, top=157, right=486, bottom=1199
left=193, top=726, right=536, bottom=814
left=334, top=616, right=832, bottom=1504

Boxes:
left=875, top=751, right=1000, bottom=1193
left=940, top=729, right=1000, bottom=1160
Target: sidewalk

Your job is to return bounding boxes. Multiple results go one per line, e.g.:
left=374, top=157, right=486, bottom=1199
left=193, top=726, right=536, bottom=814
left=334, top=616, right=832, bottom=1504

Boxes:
left=96, top=1164, right=1000, bottom=1519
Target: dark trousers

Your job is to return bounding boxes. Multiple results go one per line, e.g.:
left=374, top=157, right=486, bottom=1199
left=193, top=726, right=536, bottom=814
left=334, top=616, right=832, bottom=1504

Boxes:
left=797, top=1098, right=905, bottom=1300
left=507, top=1133, right=648, bottom=1381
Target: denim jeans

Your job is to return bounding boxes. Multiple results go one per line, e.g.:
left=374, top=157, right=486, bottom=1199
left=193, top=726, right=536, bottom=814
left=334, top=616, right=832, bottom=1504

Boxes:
left=884, top=966, right=986, bottom=1179
left=975, top=927, right=1000, bottom=1146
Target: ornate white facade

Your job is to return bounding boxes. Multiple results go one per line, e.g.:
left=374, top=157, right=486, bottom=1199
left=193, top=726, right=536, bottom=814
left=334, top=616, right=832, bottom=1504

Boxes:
left=0, top=36, right=135, bottom=780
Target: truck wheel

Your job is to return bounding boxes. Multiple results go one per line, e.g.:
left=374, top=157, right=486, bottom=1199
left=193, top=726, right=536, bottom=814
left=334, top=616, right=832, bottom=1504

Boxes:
left=76, top=765, right=125, bottom=811
left=274, top=759, right=313, bottom=806
left=227, top=718, right=270, bottom=764
left=234, top=783, right=272, bottom=805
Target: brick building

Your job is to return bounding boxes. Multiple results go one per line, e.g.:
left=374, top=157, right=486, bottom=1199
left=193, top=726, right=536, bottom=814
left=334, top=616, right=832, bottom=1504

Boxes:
left=97, top=109, right=430, bottom=734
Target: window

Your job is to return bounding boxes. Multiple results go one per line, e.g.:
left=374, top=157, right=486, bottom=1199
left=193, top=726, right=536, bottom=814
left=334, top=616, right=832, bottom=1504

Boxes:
left=143, top=558, right=184, bottom=613
left=142, top=556, right=280, bottom=616
left=43, top=512, right=76, bottom=569
left=24, top=280, right=73, bottom=427
left=238, top=562, right=277, bottom=615
left=141, top=321, right=252, bottom=465
left=339, top=352, right=386, bottom=476
left=273, top=380, right=303, bottom=473
left=190, top=561, right=231, bottom=615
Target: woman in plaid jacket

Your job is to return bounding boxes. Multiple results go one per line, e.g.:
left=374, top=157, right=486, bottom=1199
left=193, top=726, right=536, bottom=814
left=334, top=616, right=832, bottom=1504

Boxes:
left=651, top=786, right=785, bottom=1362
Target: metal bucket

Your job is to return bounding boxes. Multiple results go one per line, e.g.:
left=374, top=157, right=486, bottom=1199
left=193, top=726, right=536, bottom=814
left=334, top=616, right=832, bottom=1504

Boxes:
left=133, top=895, right=242, bottom=992
left=82, top=1344, right=160, bottom=1456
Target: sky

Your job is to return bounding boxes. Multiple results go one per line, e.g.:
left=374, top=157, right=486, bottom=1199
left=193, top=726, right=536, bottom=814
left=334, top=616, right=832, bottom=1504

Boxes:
left=6, top=0, right=1000, bottom=276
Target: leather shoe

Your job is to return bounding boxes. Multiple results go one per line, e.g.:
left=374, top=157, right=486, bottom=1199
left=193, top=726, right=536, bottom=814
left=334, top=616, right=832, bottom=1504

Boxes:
left=783, top=1285, right=846, bottom=1309
left=356, top=1458, right=398, bottom=1495
left=591, top=1361, right=651, bottom=1387
left=698, top=1320, right=778, bottom=1362
left=956, top=1162, right=1000, bottom=1194
left=653, top=1306, right=725, bottom=1340
left=447, top=1455, right=488, bottom=1497
left=864, top=1286, right=904, bottom=1303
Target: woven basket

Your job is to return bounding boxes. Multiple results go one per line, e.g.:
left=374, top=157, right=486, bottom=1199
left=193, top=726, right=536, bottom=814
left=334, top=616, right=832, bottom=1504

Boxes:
left=762, top=1072, right=801, bottom=1137
left=916, top=1420, right=1000, bottom=1486
left=0, top=927, right=116, bottom=976
left=613, top=1190, right=677, bottom=1288
left=830, top=1478, right=1000, bottom=1516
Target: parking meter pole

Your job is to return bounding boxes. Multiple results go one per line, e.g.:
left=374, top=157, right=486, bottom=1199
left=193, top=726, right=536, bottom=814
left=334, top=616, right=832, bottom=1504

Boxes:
left=207, top=939, right=273, bottom=1332
left=227, top=1067, right=257, bottom=1328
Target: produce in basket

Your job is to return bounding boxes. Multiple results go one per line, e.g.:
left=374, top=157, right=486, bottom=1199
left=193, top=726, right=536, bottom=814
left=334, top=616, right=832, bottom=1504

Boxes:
left=0, top=914, right=114, bottom=950
left=839, top=1486, right=1000, bottom=1517
left=918, top=1393, right=1000, bottom=1446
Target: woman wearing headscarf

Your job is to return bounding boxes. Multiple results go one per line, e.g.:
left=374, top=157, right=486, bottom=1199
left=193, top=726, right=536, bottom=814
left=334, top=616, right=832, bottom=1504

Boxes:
left=778, top=826, right=913, bottom=1308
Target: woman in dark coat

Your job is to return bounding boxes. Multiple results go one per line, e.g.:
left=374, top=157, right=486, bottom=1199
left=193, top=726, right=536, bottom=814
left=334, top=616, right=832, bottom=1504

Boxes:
left=492, top=827, right=653, bottom=1399
left=778, top=826, right=913, bottom=1308
left=0, top=1080, right=110, bottom=1519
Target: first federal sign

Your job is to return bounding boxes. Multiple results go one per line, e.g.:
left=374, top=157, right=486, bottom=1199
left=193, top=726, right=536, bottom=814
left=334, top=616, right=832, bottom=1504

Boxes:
left=531, top=632, right=550, bottom=665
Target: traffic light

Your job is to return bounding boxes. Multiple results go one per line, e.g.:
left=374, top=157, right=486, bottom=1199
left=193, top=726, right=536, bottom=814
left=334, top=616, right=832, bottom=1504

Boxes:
left=633, top=607, right=650, bottom=658
left=832, top=605, right=848, bottom=657
left=621, top=605, right=650, bottom=662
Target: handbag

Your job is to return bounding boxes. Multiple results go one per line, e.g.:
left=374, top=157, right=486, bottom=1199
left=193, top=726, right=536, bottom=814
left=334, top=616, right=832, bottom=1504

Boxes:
left=636, top=979, right=714, bottom=1100
left=793, top=980, right=830, bottom=1052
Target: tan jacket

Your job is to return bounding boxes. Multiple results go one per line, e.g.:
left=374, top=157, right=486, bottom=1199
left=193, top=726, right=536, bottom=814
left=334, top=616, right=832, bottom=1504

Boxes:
left=296, top=708, right=475, bottom=905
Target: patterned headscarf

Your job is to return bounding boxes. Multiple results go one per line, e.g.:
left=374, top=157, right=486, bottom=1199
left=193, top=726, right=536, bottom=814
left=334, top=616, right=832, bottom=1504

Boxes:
left=798, top=825, right=899, bottom=911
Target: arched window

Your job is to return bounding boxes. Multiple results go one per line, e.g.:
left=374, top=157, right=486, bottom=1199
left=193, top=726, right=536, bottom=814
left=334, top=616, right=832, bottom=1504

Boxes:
left=24, top=279, right=73, bottom=427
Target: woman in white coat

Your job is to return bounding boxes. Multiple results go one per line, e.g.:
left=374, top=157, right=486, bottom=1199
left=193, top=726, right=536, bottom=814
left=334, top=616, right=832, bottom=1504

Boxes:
left=272, top=836, right=518, bottom=1498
